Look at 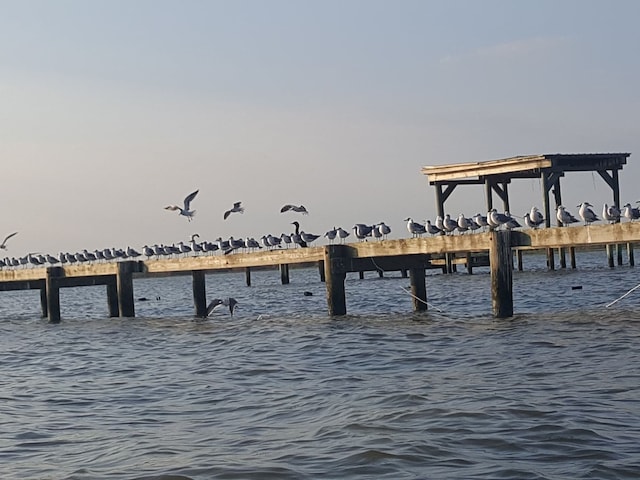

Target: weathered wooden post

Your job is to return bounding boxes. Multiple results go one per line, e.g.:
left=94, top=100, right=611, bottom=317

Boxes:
left=401, top=269, right=408, bottom=278
left=490, top=230, right=513, bottom=318
left=318, top=261, right=325, bottom=282
left=547, top=248, right=555, bottom=270
left=607, top=244, right=615, bottom=268
left=466, top=252, right=473, bottom=274
left=117, top=261, right=136, bottom=317
left=324, top=245, right=347, bottom=316
left=358, top=271, right=365, bottom=280
left=409, top=267, right=427, bottom=312
left=40, top=287, right=48, bottom=318
left=570, top=247, right=577, bottom=269
left=628, top=243, right=635, bottom=267
left=45, top=266, right=63, bottom=323
left=280, top=264, right=290, bottom=284
left=559, top=247, right=567, bottom=269
left=245, top=267, right=251, bottom=286
left=516, top=249, right=523, bottom=271
left=617, top=244, right=624, bottom=266
left=106, top=278, right=119, bottom=317
left=192, top=270, right=207, bottom=317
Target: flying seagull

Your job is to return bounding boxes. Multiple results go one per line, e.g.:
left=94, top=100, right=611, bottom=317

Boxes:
left=223, top=201, right=244, bottom=220
left=204, top=297, right=238, bottom=318
left=0, top=232, right=18, bottom=250
left=280, top=204, right=309, bottom=215
left=164, top=190, right=199, bottom=222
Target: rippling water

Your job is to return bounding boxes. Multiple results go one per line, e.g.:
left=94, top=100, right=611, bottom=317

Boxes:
left=1, top=250, right=640, bottom=479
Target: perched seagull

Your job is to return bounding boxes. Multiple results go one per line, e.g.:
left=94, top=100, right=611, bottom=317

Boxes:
left=204, top=297, right=238, bottom=318
left=336, top=227, right=350, bottom=243
left=442, top=214, right=458, bottom=234
left=405, top=218, right=426, bottom=237
left=280, top=204, right=309, bottom=215
left=324, top=227, right=338, bottom=244
left=376, top=222, right=391, bottom=240
left=425, top=220, right=443, bottom=236
left=165, top=190, right=199, bottom=222
left=472, top=213, right=489, bottom=231
left=301, top=231, right=321, bottom=245
left=523, top=213, right=539, bottom=229
left=556, top=205, right=579, bottom=225
left=577, top=202, right=599, bottom=225
left=353, top=224, right=374, bottom=240
left=488, top=209, right=512, bottom=229
left=223, top=202, right=244, bottom=220
left=530, top=207, right=544, bottom=227
left=291, top=221, right=308, bottom=247
left=622, top=203, right=640, bottom=221
left=0, top=232, right=18, bottom=250
left=602, top=204, right=621, bottom=224
left=456, top=214, right=470, bottom=234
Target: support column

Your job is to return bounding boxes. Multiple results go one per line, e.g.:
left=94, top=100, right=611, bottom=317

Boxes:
left=570, top=247, right=577, bottom=269
left=617, top=244, right=623, bottom=266
left=607, top=245, right=615, bottom=268
left=409, top=267, right=427, bottom=312
left=358, top=271, right=365, bottom=279
left=516, top=249, right=523, bottom=271
left=40, top=287, right=48, bottom=318
left=318, top=261, right=325, bottom=282
left=324, top=245, right=347, bottom=316
left=559, top=247, right=567, bottom=269
left=280, top=264, right=290, bottom=284
left=628, top=243, right=635, bottom=267
left=106, top=279, right=119, bottom=317
left=490, top=230, right=513, bottom=318
left=192, top=270, right=207, bottom=317
left=245, top=267, right=251, bottom=287
left=466, top=252, right=473, bottom=274
left=45, top=266, right=63, bottom=323
left=117, top=261, right=136, bottom=317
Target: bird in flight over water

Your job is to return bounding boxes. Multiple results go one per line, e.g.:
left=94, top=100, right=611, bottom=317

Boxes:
left=164, top=189, right=199, bottom=222
left=204, top=297, right=238, bottom=318
left=280, top=204, right=309, bottom=215
left=223, top=202, right=244, bottom=220
left=0, top=232, right=18, bottom=250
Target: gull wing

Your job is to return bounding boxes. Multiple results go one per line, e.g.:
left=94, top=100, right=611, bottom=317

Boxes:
left=183, top=190, right=199, bottom=210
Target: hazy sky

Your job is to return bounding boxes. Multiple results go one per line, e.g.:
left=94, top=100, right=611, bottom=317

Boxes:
left=2, top=0, right=640, bottom=256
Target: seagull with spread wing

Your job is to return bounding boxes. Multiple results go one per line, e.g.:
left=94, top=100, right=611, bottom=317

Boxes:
left=223, top=202, right=244, bottom=220
left=280, top=204, right=309, bottom=215
left=164, top=190, right=199, bottom=221
left=203, top=297, right=238, bottom=318
left=0, top=232, right=18, bottom=250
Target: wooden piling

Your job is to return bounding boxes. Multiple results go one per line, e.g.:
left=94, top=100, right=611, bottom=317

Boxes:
left=106, top=279, right=119, bottom=317
left=490, top=230, right=513, bottom=318
left=628, top=243, right=635, bottom=266
left=570, top=247, right=576, bottom=269
left=358, top=271, right=365, bottom=280
left=409, top=267, right=427, bottom=312
left=280, top=264, right=290, bottom=284
left=547, top=248, right=555, bottom=270
left=516, top=249, right=523, bottom=271
left=117, top=261, right=135, bottom=317
left=245, top=267, right=251, bottom=286
left=466, top=252, right=473, bottom=274
left=401, top=269, right=408, bottom=278
left=192, top=270, right=207, bottom=317
left=45, top=266, right=63, bottom=323
left=607, top=244, right=615, bottom=268
left=324, top=245, right=347, bottom=316
left=617, top=244, right=623, bottom=266
left=559, top=247, right=567, bottom=269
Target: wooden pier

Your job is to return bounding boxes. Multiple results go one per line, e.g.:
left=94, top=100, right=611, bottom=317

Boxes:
left=1, top=222, right=640, bottom=322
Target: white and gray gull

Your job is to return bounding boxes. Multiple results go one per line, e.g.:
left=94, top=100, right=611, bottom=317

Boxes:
left=164, top=189, right=199, bottom=222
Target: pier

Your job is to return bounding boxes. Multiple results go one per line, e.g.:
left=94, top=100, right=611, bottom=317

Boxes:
left=2, top=222, right=640, bottom=322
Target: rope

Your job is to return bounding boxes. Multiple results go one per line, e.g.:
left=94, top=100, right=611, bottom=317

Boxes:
left=605, top=281, right=640, bottom=308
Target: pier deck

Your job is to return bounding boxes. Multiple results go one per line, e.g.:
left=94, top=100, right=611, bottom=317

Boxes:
left=2, top=222, right=639, bottom=321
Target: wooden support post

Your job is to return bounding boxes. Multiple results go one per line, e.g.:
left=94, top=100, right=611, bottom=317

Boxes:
left=318, top=261, right=326, bottom=282
left=516, top=249, right=523, bottom=271
left=490, top=230, right=513, bottom=318
left=409, top=267, right=427, bottom=312
left=547, top=248, right=555, bottom=270
left=192, top=270, right=207, bottom=317
left=106, top=279, right=119, bottom=317
left=324, top=245, right=347, bottom=316
left=40, top=287, right=48, bottom=318
left=628, top=243, right=635, bottom=267
left=445, top=253, right=453, bottom=274
left=607, top=245, right=614, bottom=268
left=485, top=180, right=493, bottom=212
left=466, top=252, right=473, bottom=274
left=570, top=247, right=576, bottom=269
left=245, top=267, right=251, bottom=286
left=117, top=261, right=135, bottom=317
left=359, top=271, right=365, bottom=280
left=45, top=266, right=63, bottom=323
left=401, top=269, right=408, bottom=278
left=617, top=244, right=623, bottom=266
left=559, top=247, right=567, bottom=269
left=280, top=264, right=290, bottom=285
left=377, top=269, right=384, bottom=278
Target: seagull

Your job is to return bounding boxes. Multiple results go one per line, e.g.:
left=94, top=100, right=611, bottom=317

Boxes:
left=204, top=297, right=238, bottom=318
left=301, top=231, right=321, bottom=245
left=291, top=221, right=308, bottom=247
left=473, top=213, right=489, bottom=231
left=577, top=202, right=599, bottom=225
left=223, top=201, right=244, bottom=220
left=0, top=232, right=18, bottom=250
left=425, top=220, right=443, bottom=236
left=164, top=190, right=199, bottom=222
left=622, top=203, right=640, bottom=221
left=602, top=203, right=621, bottom=224
left=353, top=224, right=374, bottom=240
left=336, top=227, right=350, bottom=243
left=376, top=222, right=391, bottom=240
left=280, top=204, right=309, bottom=215
left=405, top=218, right=426, bottom=237
left=556, top=205, right=579, bottom=225
left=324, top=227, right=337, bottom=244
left=530, top=207, right=544, bottom=227
left=488, top=209, right=512, bottom=229
left=442, top=214, right=458, bottom=234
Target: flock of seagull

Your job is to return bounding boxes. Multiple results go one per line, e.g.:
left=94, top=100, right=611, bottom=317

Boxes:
left=2, top=189, right=640, bottom=270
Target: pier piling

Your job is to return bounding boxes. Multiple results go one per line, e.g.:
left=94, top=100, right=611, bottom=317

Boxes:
left=409, top=267, right=427, bottom=312
left=490, top=231, right=513, bottom=318
left=45, top=266, right=63, bottom=323
left=192, top=270, right=207, bottom=317
left=117, top=261, right=136, bottom=317
left=280, top=264, right=290, bottom=285
left=106, top=279, right=119, bottom=317
left=324, top=245, right=347, bottom=316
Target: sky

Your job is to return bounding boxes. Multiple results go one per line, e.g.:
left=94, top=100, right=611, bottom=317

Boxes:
left=2, top=0, right=640, bottom=256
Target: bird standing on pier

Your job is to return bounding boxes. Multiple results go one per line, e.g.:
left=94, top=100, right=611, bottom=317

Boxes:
left=291, top=221, right=308, bottom=247
left=223, top=201, right=244, bottom=220
left=280, top=204, right=309, bottom=215
left=336, top=227, right=350, bottom=243
left=0, top=232, right=18, bottom=250
left=204, top=297, right=238, bottom=318
left=376, top=222, right=391, bottom=240
left=164, top=190, right=199, bottom=222
left=405, top=218, right=426, bottom=237
left=556, top=205, right=579, bottom=225
left=622, top=203, right=640, bottom=221
left=602, top=204, right=621, bottom=224
left=577, top=202, right=599, bottom=225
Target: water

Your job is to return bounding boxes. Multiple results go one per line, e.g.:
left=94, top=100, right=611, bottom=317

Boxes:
left=1, top=250, right=640, bottom=479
